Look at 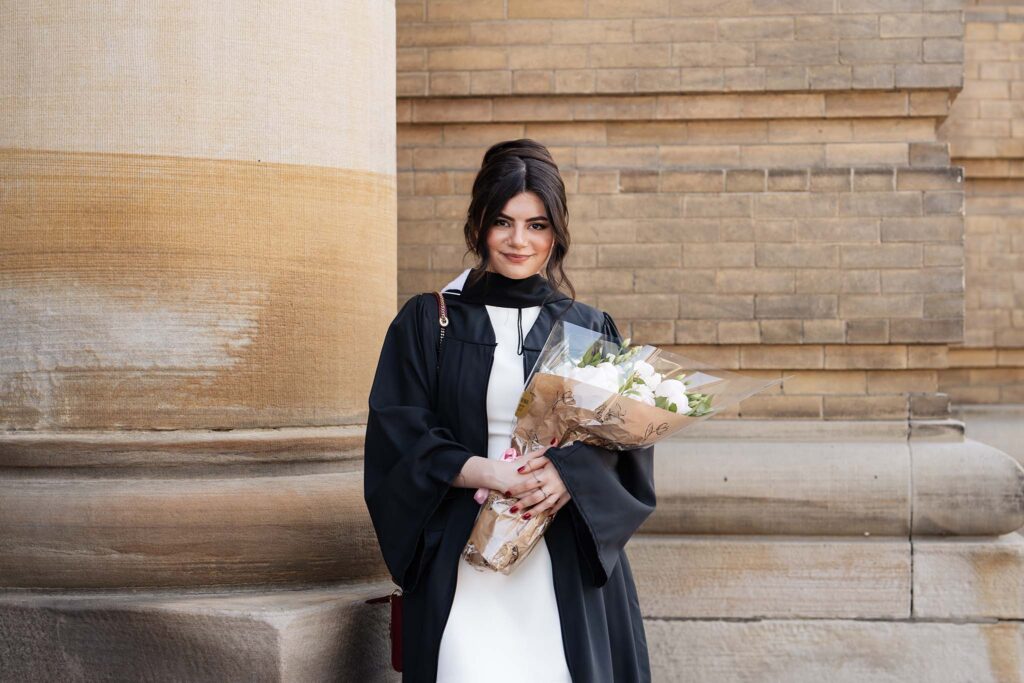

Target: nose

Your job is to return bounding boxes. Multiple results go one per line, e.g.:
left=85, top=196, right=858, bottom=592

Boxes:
left=509, top=223, right=529, bottom=248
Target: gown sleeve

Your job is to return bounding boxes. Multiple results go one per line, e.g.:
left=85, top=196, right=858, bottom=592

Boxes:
left=363, top=293, right=476, bottom=593
left=544, top=311, right=657, bottom=588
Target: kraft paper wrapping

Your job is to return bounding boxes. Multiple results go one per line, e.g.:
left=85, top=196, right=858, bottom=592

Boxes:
left=462, top=489, right=554, bottom=574
left=460, top=321, right=785, bottom=575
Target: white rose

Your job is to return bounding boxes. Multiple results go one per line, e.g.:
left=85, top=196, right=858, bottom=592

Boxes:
left=654, top=379, right=684, bottom=397
left=654, top=379, right=693, bottom=414
left=567, top=364, right=620, bottom=394
left=632, top=360, right=662, bottom=388
left=593, top=362, right=623, bottom=392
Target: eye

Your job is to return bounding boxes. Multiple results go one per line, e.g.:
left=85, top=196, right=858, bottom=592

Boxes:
left=493, top=218, right=548, bottom=229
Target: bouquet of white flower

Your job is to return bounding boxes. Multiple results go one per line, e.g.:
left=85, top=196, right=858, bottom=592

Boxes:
left=462, top=319, right=785, bottom=574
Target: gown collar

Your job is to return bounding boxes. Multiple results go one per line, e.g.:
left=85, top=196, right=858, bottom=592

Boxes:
left=456, top=266, right=570, bottom=308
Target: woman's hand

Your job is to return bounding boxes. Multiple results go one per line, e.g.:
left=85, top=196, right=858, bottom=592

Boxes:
left=505, top=447, right=572, bottom=519
left=490, top=443, right=550, bottom=496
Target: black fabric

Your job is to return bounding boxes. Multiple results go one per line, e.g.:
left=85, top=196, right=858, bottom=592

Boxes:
left=363, top=283, right=656, bottom=683
left=457, top=266, right=571, bottom=308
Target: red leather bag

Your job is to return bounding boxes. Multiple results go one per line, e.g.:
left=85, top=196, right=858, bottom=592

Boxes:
left=365, top=589, right=403, bottom=672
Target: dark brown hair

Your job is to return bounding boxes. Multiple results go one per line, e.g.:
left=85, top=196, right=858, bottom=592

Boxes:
left=462, top=139, right=576, bottom=303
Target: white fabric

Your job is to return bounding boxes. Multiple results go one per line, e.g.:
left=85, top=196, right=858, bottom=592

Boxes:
left=436, top=304, right=573, bottom=682
left=442, top=267, right=471, bottom=293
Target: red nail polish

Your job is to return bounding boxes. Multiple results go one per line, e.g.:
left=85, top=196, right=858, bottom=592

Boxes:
left=510, top=506, right=519, bottom=513
left=517, top=466, right=525, bottom=473
left=504, top=490, right=512, bottom=497
left=550, top=437, right=557, bottom=445
left=523, top=512, right=532, bottom=519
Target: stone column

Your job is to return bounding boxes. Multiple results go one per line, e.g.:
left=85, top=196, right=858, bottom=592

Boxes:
left=0, top=2, right=398, bottom=680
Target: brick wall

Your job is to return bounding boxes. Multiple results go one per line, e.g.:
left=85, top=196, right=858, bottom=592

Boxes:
left=937, top=1, right=1024, bottom=403
left=397, top=0, right=964, bottom=97
left=397, top=0, right=972, bottom=419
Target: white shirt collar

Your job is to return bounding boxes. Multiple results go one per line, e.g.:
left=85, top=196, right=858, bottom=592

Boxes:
left=442, top=268, right=471, bottom=294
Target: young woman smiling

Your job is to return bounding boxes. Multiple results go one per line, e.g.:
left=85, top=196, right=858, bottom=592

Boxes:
left=363, top=139, right=657, bottom=682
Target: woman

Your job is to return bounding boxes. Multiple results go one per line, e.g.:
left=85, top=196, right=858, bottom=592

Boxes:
left=363, top=139, right=657, bottom=682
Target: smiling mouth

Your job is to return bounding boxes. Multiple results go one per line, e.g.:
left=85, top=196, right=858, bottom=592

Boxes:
left=504, top=253, right=532, bottom=259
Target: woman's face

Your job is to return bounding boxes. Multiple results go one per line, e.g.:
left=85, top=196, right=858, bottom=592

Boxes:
left=484, top=191, right=554, bottom=279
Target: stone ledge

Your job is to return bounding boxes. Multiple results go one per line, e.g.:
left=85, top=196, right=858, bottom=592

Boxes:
left=0, top=582, right=397, bottom=683
left=628, top=535, right=910, bottom=619
left=399, top=71, right=964, bottom=99
left=646, top=436, right=1024, bottom=536
left=2, top=426, right=1019, bottom=589
left=0, top=469, right=388, bottom=588
left=644, top=439, right=911, bottom=535
left=911, top=439, right=1024, bottom=535
left=397, top=91, right=953, bottom=124
left=0, top=425, right=367, bottom=468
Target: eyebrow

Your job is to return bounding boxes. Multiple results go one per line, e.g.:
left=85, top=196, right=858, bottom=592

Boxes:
left=497, top=212, right=549, bottom=222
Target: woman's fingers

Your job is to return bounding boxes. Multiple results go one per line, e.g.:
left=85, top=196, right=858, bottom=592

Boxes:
left=523, top=445, right=550, bottom=461
left=511, top=477, right=565, bottom=517
left=517, top=453, right=548, bottom=471
left=519, top=437, right=559, bottom=465
left=509, top=489, right=546, bottom=517
left=505, top=455, right=552, bottom=497
left=516, top=450, right=549, bottom=474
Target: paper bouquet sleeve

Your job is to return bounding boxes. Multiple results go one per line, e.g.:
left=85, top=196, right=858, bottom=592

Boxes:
left=461, top=320, right=785, bottom=575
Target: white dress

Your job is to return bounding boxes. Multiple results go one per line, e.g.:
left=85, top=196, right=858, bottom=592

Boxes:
left=435, top=303, right=574, bottom=683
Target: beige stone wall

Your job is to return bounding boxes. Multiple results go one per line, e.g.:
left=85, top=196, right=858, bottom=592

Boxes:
left=397, top=0, right=970, bottom=420
left=937, top=1, right=1024, bottom=403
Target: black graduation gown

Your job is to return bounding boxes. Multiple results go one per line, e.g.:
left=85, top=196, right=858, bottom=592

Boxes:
left=363, top=272, right=657, bottom=683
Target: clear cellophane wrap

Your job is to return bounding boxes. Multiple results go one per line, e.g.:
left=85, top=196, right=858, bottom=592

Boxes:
left=461, top=320, right=784, bottom=575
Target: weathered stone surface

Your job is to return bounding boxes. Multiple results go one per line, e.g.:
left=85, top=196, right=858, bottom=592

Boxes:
left=643, top=439, right=910, bottom=535
left=644, top=431, right=1024, bottom=536
left=0, top=466, right=388, bottom=588
left=914, top=532, right=1024, bottom=620
left=628, top=535, right=910, bottom=619
left=0, top=583, right=398, bottom=683
left=4, top=425, right=1020, bottom=591
left=912, top=439, right=1024, bottom=535
left=645, top=619, right=1024, bottom=683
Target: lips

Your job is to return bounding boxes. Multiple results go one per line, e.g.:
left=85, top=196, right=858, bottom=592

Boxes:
left=503, top=253, right=531, bottom=262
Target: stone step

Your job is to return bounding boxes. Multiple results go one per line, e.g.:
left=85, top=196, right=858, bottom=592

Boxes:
left=628, top=532, right=1024, bottom=621
left=645, top=619, right=1024, bottom=683
left=914, top=531, right=1024, bottom=620
left=4, top=533, right=1022, bottom=680
left=0, top=582, right=400, bottom=683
